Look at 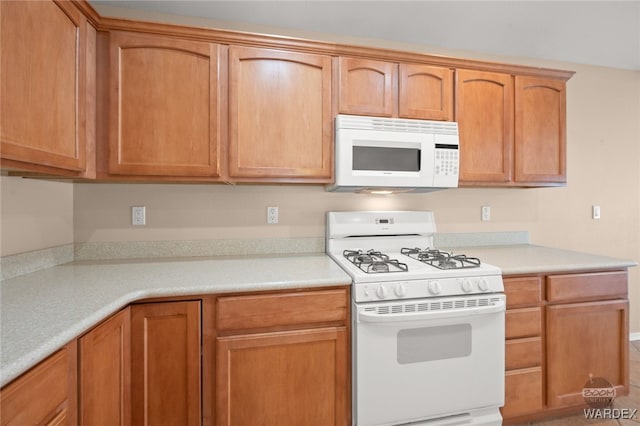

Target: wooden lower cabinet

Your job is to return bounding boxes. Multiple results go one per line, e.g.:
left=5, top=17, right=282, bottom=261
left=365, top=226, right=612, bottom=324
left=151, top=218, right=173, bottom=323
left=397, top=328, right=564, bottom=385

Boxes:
left=214, top=287, right=350, bottom=426
left=502, top=277, right=544, bottom=421
left=503, top=367, right=543, bottom=419
left=502, top=270, right=630, bottom=423
left=546, top=299, right=629, bottom=408
left=79, top=308, right=131, bottom=426
left=216, top=327, right=348, bottom=426
left=131, top=301, right=201, bottom=426
left=1, top=343, right=77, bottom=426
left=79, top=301, right=201, bottom=426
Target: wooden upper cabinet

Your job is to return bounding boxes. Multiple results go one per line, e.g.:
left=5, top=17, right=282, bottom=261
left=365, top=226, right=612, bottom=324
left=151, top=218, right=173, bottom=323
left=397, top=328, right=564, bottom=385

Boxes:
left=399, top=64, right=453, bottom=120
left=1, top=0, right=88, bottom=172
left=106, top=31, right=222, bottom=177
left=337, top=58, right=453, bottom=121
left=338, top=57, right=397, bottom=117
left=515, top=76, right=566, bottom=183
left=228, top=46, right=332, bottom=180
left=456, top=69, right=514, bottom=183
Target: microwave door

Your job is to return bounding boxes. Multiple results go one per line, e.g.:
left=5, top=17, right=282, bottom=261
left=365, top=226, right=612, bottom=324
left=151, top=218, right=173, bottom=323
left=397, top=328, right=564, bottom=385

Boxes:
left=336, top=129, right=435, bottom=189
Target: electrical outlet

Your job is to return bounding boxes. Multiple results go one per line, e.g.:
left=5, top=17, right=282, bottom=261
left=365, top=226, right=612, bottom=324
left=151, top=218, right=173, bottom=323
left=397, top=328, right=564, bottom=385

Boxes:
left=481, top=205, right=491, bottom=222
left=132, top=206, right=146, bottom=226
left=592, top=205, right=601, bottom=220
left=267, top=206, right=278, bottom=224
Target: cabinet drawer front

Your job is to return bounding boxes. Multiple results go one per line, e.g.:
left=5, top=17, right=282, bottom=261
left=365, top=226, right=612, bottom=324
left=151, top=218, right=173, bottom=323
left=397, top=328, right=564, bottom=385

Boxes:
left=505, top=307, right=542, bottom=339
left=504, top=276, right=542, bottom=308
left=217, top=288, right=348, bottom=331
left=505, top=337, right=542, bottom=370
left=547, top=271, right=627, bottom=303
left=501, top=367, right=543, bottom=419
left=1, top=348, right=69, bottom=425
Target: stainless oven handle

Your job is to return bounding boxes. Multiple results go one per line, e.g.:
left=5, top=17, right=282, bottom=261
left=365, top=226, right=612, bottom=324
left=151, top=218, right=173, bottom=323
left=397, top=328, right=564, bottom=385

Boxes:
left=357, top=300, right=505, bottom=323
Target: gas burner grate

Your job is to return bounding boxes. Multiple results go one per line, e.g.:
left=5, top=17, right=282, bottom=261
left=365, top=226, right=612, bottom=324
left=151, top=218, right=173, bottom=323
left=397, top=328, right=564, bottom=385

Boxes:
left=400, top=247, right=481, bottom=270
left=343, top=249, right=409, bottom=274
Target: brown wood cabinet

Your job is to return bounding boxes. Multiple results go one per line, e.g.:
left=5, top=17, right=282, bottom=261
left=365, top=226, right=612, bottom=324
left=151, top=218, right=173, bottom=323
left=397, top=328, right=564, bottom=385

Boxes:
left=337, top=57, right=453, bottom=120
left=457, top=70, right=568, bottom=186
left=79, top=308, right=131, bottom=426
left=0, top=0, right=90, bottom=174
left=130, top=301, right=201, bottom=426
left=103, top=31, right=223, bottom=178
left=1, top=343, right=77, bottom=426
left=546, top=271, right=629, bottom=409
left=502, top=270, right=630, bottom=423
left=228, top=46, right=332, bottom=181
left=456, top=69, right=514, bottom=183
left=514, top=76, right=567, bottom=184
left=502, top=276, right=544, bottom=419
left=2, top=3, right=573, bottom=183
left=215, top=288, right=350, bottom=426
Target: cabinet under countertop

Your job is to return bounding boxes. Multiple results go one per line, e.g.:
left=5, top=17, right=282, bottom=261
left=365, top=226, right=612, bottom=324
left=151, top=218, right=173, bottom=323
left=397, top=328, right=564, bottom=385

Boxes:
left=0, top=254, right=350, bottom=387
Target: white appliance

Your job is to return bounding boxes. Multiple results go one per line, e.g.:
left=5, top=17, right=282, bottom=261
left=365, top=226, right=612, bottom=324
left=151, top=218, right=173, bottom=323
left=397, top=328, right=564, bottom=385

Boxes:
left=327, top=115, right=459, bottom=193
left=326, top=211, right=505, bottom=426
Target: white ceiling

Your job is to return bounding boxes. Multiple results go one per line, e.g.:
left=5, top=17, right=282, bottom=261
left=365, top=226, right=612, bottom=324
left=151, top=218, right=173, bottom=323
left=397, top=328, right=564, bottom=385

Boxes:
left=90, top=1, right=640, bottom=71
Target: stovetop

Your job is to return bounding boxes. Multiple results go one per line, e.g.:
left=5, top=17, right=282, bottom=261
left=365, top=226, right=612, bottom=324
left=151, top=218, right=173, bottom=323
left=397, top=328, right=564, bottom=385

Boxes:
left=326, top=211, right=504, bottom=301
left=330, top=247, right=501, bottom=283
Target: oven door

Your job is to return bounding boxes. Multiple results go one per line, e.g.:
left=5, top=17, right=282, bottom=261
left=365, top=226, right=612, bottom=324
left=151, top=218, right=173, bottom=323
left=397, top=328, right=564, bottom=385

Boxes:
left=353, top=294, right=506, bottom=426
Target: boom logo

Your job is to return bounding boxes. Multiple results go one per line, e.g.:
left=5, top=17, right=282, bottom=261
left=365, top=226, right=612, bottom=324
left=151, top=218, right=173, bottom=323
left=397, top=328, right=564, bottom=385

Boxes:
left=582, top=376, right=616, bottom=408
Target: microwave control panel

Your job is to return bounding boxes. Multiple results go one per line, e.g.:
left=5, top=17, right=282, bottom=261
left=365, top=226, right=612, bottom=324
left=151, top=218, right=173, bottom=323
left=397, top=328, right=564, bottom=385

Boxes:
left=434, top=143, right=459, bottom=185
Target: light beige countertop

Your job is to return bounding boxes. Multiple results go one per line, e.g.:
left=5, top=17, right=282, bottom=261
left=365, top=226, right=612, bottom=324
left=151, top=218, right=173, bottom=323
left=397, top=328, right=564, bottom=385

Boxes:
left=1, top=243, right=636, bottom=388
left=0, top=254, right=350, bottom=387
left=448, top=244, right=637, bottom=275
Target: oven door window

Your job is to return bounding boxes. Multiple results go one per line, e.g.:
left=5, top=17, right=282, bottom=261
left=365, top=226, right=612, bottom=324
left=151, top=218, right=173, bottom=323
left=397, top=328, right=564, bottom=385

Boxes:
left=397, top=324, right=471, bottom=364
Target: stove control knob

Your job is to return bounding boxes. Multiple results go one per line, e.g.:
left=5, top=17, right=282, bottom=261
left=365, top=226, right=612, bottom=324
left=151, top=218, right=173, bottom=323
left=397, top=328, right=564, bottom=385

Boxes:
left=461, top=279, right=473, bottom=293
left=478, top=279, right=490, bottom=292
left=428, top=281, right=442, bottom=295
left=394, top=283, right=407, bottom=297
left=376, top=285, right=388, bottom=299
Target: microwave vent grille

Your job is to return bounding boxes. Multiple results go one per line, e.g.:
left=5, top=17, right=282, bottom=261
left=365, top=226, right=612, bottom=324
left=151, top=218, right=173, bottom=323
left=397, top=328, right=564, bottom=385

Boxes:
left=336, top=115, right=458, bottom=136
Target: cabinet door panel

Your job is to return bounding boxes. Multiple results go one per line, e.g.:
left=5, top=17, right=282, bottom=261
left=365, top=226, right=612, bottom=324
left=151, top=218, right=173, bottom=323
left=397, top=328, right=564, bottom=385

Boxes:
left=399, top=64, right=453, bottom=120
left=338, top=57, right=397, bottom=117
left=1, top=345, right=75, bottom=426
left=229, top=46, right=332, bottom=180
left=515, top=77, right=566, bottom=183
left=1, top=0, right=86, bottom=171
left=456, top=70, right=514, bottom=183
left=546, top=270, right=628, bottom=303
left=216, top=327, right=348, bottom=426
left=79, top=308, right=131, bottom=426
left=546, top=300, right=628, bottom=408
left=505, top=337, right=542, bottom=370
left=504, top=276, right=542, bottom=308
left=502, top=367, right=543, bottom=419
left=217, top=288, right=348, bottom=332
left=131, top=301, right=201, bottom=426
left=108, top=31, right=221, bottom=177
left=505, top=307, right=542, bottom=339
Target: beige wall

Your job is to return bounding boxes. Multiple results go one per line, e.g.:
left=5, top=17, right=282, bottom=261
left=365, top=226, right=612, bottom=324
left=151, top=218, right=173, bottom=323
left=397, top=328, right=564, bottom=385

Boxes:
left=4, top=5, right=640, bottom=332
left=0, top=176, right=74, bottom=256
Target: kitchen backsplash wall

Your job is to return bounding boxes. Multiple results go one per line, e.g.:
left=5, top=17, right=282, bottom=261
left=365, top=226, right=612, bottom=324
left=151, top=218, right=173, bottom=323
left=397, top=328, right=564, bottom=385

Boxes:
left=0, top=176, right=73, bottom=257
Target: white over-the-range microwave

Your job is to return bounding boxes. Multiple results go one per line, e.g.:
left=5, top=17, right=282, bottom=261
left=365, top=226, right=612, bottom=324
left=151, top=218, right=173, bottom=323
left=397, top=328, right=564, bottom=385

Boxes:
left=326, top=114, right=460, bottom=193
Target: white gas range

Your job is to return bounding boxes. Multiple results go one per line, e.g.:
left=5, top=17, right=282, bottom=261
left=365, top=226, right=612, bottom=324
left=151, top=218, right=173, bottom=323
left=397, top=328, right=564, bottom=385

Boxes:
left=326, top=211, right=506, bottom=426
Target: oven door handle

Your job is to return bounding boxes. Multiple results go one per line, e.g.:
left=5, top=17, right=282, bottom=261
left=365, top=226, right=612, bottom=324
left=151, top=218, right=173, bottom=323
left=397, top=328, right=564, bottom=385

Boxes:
left=357, top=300, right=505, bottom=323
